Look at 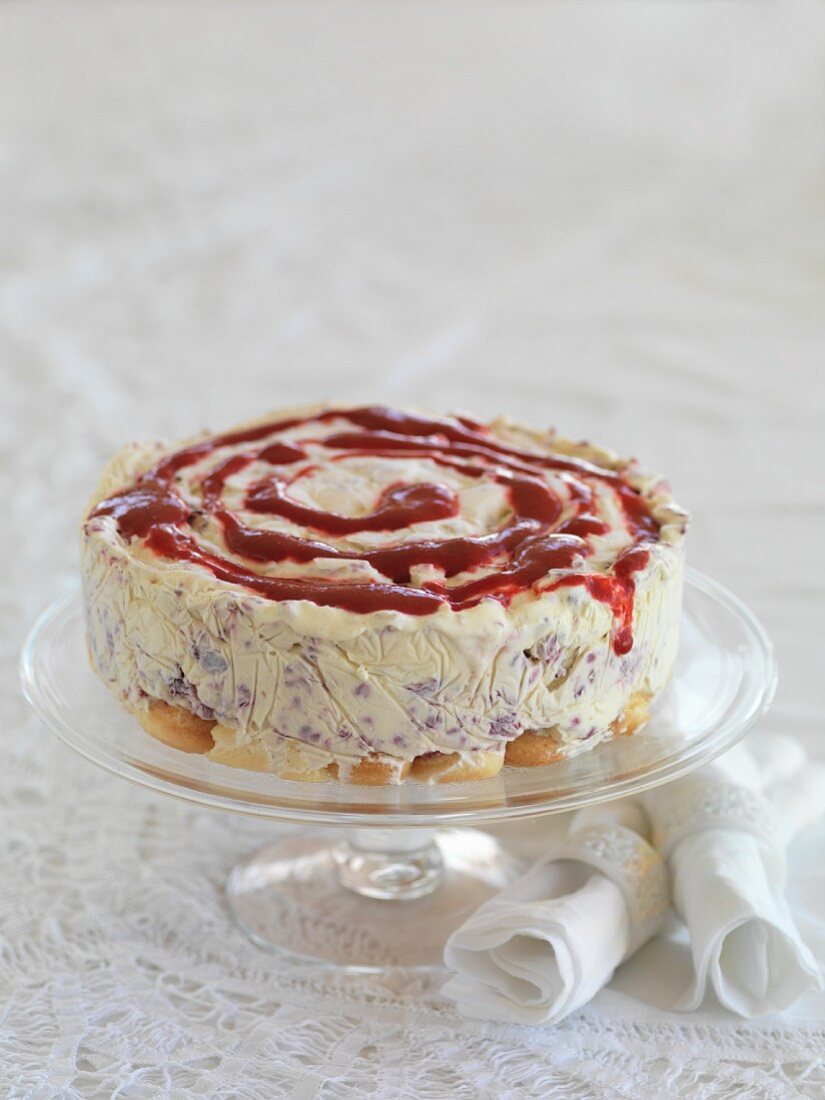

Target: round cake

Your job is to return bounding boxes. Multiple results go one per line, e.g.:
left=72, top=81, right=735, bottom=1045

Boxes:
left=81, top=404, right=688, bottom=784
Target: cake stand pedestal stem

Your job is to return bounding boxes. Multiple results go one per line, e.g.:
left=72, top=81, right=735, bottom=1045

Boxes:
left=333, top=828, right=444, bottom=900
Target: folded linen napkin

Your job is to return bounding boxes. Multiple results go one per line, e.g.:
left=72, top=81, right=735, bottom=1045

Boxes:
left=442, top=801, right=669, bottom=1024
left=444, top=733, right=824, bottom=1024
left=642, top=738, right=825, bottom=1016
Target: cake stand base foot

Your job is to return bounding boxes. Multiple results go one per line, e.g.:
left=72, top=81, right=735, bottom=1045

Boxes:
left=226, top=827, right=523, bottom=970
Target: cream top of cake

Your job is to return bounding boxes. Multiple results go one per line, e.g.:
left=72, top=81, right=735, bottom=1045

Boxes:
left=84, top=403, right=688, bottom=649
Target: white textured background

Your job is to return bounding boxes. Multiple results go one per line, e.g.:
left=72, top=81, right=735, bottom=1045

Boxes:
left=1, top=2, right=824, bottom=1096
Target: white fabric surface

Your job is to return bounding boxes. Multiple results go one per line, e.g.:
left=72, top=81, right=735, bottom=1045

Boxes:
left=1, top=1, right=824, bottom=1096
left=444, top=862, right=633, bottom=1024
left=444, top=737, right=824, bottom=1026
left=643, top=750, right=825, bottom=1017
left=443, top=803, right=668, bottom=1025
left=670, top=828, right=820, bottom=1016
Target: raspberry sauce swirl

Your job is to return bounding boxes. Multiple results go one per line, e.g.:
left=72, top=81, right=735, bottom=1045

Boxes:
left=89, top=406, right=660, bottom=654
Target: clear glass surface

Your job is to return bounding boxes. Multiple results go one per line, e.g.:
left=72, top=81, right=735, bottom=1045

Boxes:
left=20, top=569, right=777, bottom=827
left=226, top=828, right=525, bottom=968
left=20, top=568, right=777, bottom=969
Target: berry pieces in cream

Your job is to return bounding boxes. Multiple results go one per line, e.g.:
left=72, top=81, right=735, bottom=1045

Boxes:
left=81, top=404, right=688, bottom=784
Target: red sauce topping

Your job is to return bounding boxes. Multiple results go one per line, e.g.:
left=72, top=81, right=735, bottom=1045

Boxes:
left=89, top=405, right=658, bottom=652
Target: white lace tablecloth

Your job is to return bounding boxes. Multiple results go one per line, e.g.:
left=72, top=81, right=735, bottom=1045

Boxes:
left=1, top=2, right=824, bottom=1096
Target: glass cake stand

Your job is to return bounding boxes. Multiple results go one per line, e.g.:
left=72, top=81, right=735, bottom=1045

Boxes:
left=20, top=569, right=776, bottom=970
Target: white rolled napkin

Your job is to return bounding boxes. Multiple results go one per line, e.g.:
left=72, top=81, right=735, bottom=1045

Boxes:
left=442, top=802, right=669, bottom=1024
left=642, top=739, right=825, bottom=1016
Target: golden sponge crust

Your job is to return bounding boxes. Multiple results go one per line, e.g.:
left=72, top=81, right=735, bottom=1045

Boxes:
left=135, top=692, right=652, bottom=785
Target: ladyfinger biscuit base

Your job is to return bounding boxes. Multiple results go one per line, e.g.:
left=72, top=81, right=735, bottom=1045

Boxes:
left=135, top=692, right=652, bottom=786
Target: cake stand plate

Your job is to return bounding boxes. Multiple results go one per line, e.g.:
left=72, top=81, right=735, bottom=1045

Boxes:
left=21, top=569, right=776, bottom=970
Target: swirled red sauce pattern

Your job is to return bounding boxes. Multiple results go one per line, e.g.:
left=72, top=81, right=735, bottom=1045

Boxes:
left=90, top=406, right=659, bottom=654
